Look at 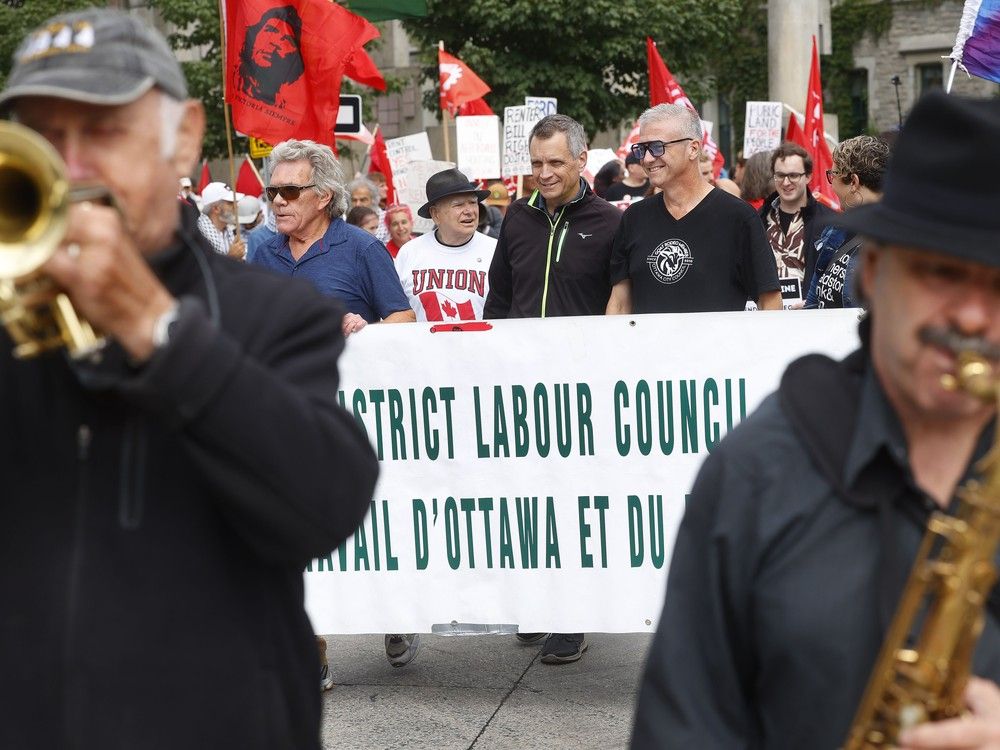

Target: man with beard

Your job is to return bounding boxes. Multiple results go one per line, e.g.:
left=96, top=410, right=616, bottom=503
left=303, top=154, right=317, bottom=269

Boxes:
left=236, top=6, right=304, bottom=108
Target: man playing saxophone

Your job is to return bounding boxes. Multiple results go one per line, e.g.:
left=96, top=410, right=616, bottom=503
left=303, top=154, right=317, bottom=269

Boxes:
left=631, top=91, right=1000, bottom=749
left=0, top=9, right=378, bottom=749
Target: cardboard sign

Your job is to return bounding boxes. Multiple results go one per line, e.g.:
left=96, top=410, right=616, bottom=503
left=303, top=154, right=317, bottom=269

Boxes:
left=743, top=101, right=783, bottom=158
left=384, top=132, right=434, bottom=175
left=456, top=115, right=501, bottom=180
left=502, top=105, right=544, bottom=178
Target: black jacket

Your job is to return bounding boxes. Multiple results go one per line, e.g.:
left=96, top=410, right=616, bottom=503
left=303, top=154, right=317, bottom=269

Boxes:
left=757, top=189, right=834, bottom=286
left=631, top=342, right=1000, bottom=749
left=484, top=183, right=622, bottom=318
left=0, top=208, right=378, bottom=749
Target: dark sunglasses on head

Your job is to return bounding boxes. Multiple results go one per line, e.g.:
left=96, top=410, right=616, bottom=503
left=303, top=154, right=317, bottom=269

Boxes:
left=629, top=137, right=693, bottom=160
left=265, top=183, right=316, bottom=201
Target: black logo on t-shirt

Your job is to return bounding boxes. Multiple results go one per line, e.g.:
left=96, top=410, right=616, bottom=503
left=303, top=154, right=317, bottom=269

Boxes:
left=646, top=239, right=693, bottom=285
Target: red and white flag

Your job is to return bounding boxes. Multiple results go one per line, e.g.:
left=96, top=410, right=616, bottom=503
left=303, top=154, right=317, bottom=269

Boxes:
left=224, top=0, right=379, bottom=146
left=419, top=291, right=476, bottom=322
left=646, top=37, right=725, bottom=177
left=438, top=48, right=491, bottom=117
left=803, top=36, right=840, bottom=210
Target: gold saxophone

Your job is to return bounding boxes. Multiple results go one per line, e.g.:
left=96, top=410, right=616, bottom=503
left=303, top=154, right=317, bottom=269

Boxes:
left=843, top=351, right=1000, bottom=749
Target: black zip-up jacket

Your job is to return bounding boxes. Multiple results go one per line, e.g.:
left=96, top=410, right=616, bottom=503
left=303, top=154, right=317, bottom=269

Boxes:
left=484, top=183, right=622, bottom=318
left=0, top=207, right=378, bottom=749
left=757, top=189, right=834, bottom=286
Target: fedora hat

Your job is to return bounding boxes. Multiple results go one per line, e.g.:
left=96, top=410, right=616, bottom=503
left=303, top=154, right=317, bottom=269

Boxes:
left=418, top=168, right=490, bottom=219
left=833, top=90, right=1000, bottom=266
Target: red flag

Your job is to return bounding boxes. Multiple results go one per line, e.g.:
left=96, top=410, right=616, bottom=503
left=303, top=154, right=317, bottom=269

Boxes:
left=345, top=45, right=386, bottom=91
left=368, top=128, right=396, bottom=205
left=785, top=111, right=807, bottom=149
left=236, top=157, right=264, bottom=197
left=197, top=159, right=211, bottom=194
left=803, top=36, right=840, bottom=210
left=646, top=37, right=725, bottom=178
left=456, top=97, right=494, bottom=116
left=224, top=0, right=379, bottom=147
left=438, top=49, right=491, bottom=116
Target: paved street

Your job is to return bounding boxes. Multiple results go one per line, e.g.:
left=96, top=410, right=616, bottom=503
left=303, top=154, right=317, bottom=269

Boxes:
left=319, top=633, right=653, bottom=750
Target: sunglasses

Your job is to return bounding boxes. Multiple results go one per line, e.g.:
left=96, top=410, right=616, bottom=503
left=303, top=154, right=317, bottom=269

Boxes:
left=629, top=137, right=693, bottom=160
left=265, top=183, right=316, bottom=201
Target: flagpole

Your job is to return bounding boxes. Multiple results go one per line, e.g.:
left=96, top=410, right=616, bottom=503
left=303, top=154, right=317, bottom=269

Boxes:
left=946, top=60, right=959, bottom=93
left=439, top=41, right=452, bottom=164
left=218, top=0, right=242, bottom=244
left=245, top=156, right=265, bottom=190
left=361, top=124, right=379, bottom=173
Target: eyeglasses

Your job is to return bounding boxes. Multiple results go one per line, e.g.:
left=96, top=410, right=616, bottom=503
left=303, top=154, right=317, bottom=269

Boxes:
left=265, top=183, right=316, bottom=201
left=825, top=169, right=845, bottom=184
left=629, top=138, right=693, bottom=160
left=773, top=172, right=806, bottom=183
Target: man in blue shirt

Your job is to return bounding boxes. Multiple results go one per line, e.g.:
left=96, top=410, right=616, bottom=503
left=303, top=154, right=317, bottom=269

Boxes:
left=251, top=139, right=414, bottom=335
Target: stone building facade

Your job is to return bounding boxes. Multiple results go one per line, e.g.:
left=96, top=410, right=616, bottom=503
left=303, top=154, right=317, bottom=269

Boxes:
left=850, top=0, right=998, bottom=134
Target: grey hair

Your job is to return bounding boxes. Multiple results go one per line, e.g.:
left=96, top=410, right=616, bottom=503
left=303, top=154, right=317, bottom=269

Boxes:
left=267, top=139, right=348, bottom=219
left=638, top=103, right=703, bottom=142
left=159, top=92, right=185, bottom=159
left=347, top=176, right=379, bottom=202
left=529, top=114, right=587, bottom=158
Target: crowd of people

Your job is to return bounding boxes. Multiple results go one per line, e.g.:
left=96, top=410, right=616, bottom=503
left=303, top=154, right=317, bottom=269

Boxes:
left=5, top=7, right=1000, bottom=750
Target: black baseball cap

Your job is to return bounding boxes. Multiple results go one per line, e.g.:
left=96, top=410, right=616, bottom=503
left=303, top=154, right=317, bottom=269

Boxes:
left=0, top=8, right=187, bottom=109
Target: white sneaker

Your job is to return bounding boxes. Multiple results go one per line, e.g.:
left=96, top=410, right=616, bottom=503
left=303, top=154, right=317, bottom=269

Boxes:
left=384, top=633, right=420, bottom=667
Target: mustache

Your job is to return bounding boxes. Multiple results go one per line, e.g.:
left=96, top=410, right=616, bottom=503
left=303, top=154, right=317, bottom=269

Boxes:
left=918, top=326, right=1000, bottom=361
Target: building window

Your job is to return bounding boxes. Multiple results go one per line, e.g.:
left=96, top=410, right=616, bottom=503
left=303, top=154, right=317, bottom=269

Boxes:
left=917, top=62, right=944, bottom=95
left=847, top=68, right=869, bottom=138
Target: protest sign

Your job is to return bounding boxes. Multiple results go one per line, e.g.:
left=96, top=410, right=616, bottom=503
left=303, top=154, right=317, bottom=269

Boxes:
left=525, top=96, right=557, bottom=118
left=304, top=310, right=861, bottom=633
left=395, top=158, right=455, bottom=233
left=384, top=132, right=433, bottom=175
left=743, top=101, right=783, bottom=157
left=502, top=105, right=543, bottom=178
left=456, top=115, right=501, bottom=180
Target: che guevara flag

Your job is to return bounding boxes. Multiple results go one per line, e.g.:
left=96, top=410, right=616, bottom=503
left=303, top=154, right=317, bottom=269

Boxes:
left=438, top=49, right=491, bottom=116
left=224, top=0, right=379, bottom=147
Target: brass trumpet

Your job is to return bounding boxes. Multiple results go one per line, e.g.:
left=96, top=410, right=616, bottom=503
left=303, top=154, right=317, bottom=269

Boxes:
left=0, top=120, right=105, bottom=359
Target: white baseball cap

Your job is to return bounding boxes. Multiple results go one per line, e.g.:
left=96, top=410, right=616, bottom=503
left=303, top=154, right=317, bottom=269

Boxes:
left=237, top=195, right=261, bottom=225
left=200, top=182, right=243, bottom=214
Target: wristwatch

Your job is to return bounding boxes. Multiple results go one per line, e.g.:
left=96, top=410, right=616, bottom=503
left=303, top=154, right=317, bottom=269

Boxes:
left=151, top=302, right=181, bottom=350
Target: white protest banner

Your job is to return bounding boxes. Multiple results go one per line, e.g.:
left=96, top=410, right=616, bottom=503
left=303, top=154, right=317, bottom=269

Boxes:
left=743, top=101, right=783, bottom=157
left=585, top=148, right=618, bottom=182
left=502, top=105, right=543, bottom=178
left=525, top=96, right=557, bottom=118
left=456, top=115, right=501, bottom=180
left=395, top=158, right=455, bottom=234
left=384, top=132, right=433, bottom=175
left=304, top=310, right=861, bottom=634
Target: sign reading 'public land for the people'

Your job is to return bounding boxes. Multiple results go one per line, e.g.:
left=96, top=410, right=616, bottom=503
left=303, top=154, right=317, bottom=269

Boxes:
left=304, top=311, right=861, bottom=633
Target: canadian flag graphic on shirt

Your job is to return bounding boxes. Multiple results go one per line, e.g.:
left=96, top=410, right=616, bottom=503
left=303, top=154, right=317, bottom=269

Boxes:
left=418, top=291, right=476, bottom=321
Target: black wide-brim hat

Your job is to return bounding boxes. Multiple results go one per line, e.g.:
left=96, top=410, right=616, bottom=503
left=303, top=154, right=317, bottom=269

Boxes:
left=833, top=90, right=1000, bottom=267
left=418, top=168, right=490, bottom=219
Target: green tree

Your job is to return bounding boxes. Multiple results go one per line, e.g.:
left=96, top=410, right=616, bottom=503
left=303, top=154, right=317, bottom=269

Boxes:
left=403, top=0, right=744, bottom=139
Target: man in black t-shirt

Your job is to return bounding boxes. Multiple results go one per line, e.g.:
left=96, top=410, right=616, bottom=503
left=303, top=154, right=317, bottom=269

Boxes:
left=604, top=152, right=649, bottom=203
left=606, top=104, right=781, bottom=314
